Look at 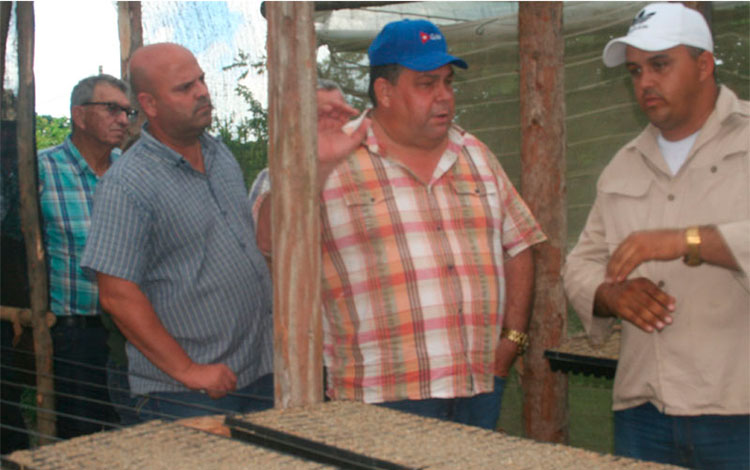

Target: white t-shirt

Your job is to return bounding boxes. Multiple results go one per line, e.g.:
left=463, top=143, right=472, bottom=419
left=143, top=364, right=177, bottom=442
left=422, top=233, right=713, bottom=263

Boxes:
left=657, top=130, right=699, bottom=175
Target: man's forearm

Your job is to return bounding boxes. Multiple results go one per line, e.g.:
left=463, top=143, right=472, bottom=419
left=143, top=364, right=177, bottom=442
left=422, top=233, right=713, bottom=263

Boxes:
left=502, top=249, right=535, bottom=332
left=495, top=249, right=534, bottom=377
left=97, top=273, right=195, bottom=384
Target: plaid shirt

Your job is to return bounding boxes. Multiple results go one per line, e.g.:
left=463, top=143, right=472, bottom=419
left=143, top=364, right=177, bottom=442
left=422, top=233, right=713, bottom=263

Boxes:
left=38, top=136, right=118, bottom=317
left=252, top=123, right=545, bottom=403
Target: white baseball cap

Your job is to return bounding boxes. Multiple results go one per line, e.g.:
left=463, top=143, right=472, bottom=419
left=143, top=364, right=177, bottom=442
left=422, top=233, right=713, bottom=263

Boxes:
left=602, top=3, right=713, bottom=68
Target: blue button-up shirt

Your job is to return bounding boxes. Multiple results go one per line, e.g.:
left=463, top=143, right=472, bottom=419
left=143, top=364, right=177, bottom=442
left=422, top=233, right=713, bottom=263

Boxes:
left=81, top=127, right=273, bottom=394
left=38, top=135, right=118, bottom=317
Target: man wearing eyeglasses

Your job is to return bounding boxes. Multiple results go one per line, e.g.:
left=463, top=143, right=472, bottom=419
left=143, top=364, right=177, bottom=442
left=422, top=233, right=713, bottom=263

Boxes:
left=37, top=74, right=137, bottom=438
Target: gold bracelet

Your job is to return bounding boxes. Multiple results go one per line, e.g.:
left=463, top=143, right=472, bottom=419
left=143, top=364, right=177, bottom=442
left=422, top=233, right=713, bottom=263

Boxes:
left=501, top=328, right=529, bottom=356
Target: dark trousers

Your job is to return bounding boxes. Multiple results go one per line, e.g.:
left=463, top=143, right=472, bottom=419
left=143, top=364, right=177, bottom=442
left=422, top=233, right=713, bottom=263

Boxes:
left=106, top=358, right=139, bottom=426
left=51, top=319, right=118, bottom=439
left=1, top=321, right=30, bottom=454
left=615, top=402, right=750, bottom=470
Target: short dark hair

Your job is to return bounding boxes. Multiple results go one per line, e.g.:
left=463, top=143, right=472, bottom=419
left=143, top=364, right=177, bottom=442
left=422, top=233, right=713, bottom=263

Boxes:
left=367, top=64, right=404, bottom=107
left=685, top=46, right=717, bottom=80
left=686, top=46, right=705, bottom=59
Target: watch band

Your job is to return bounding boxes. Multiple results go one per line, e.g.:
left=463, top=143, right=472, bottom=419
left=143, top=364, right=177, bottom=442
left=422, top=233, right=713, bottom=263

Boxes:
left=683, top=226, right=702, bottom=267
left=501, top=328, right=529, bottom=356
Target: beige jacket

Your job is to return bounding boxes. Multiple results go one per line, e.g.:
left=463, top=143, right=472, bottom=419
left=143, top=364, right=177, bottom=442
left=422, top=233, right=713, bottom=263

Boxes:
left=563, top=86, right=750, bottom=415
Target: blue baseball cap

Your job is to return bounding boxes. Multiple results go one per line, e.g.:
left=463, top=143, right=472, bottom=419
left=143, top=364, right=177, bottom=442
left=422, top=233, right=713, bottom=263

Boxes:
left=368, top=19, right=468, bottom=71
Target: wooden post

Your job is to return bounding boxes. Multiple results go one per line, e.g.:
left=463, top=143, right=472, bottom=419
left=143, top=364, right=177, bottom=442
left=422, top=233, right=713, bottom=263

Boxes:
left=117, top=1, right=144, bottom=148
left=16, top=2, right=56, bottom=444
left=518, top=2, right=569, bottom=443
left=117, top=1, right=143, bottom=79
left=266, top=2, right=323, bottom=408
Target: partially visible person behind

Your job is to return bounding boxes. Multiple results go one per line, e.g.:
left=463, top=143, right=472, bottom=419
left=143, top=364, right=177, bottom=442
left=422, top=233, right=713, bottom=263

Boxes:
left=316, top=79, right=358, bottom=131
left=38, top=74, right=136, bottom=438
left=248, top=78, right=360, bottom=225
left=252, top=19, right=546, bottom=430
left=81, top=43, right=274, bottom=421
left=563, top=4, right=748, bottom=469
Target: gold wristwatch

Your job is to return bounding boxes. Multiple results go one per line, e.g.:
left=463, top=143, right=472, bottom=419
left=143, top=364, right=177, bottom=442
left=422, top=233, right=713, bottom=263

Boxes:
left=501, top=328, right=529, bottom=356
left=683, top=226, right=702, bottom=267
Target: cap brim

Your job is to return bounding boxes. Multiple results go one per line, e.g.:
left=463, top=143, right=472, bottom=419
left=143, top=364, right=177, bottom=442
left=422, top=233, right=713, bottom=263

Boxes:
left=602, top=36, right=681, bottom=67
left=400, top=53, right=468, bottom=71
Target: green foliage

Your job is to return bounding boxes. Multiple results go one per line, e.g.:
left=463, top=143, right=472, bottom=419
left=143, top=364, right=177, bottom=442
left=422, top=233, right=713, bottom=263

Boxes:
left=317, top=50, right=370, bottom=111
left=213, top=50, right=269, bottom=187
left=214, top=48, right=375, bottom=188
left=35, top=115, right=70, bottom=150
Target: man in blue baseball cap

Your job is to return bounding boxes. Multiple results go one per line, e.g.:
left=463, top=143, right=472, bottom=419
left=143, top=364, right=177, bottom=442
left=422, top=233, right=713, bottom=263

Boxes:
left=253, top=19, right=545, bottom=430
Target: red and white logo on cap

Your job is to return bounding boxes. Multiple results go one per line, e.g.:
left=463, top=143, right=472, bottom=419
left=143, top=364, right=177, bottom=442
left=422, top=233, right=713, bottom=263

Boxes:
left=419, top=31, right=442, bottom=44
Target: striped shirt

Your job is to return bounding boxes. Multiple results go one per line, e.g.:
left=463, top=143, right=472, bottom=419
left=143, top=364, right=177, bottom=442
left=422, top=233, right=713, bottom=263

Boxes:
left=252, top=122, right=545, bottom=403
left=38, top=136, right=118, bottom=317
left=81, top=127, right=273, bottom=395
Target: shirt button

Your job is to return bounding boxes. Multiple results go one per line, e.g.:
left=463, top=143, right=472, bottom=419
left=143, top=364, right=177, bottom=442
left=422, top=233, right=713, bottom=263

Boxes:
left=710, top=165, right=717, bottom=173
left=657, top=280, right=665, bottom=289
left=447, top=264, right=455, bottom=271
left=436, top=225, right=442, bottom=231
left=667, top=194, right=675, bottom=201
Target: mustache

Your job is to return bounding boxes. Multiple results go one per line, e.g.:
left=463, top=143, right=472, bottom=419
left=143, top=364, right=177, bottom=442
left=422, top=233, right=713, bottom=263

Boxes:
left=641, top=89, right=663, bottom=100
left=195, top=97, right=213, bottom=112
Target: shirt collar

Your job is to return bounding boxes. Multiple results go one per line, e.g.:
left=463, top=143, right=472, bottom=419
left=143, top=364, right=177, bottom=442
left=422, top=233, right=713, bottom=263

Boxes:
left=139, top=123, right=214, bottom=169
left=63, top=135, right=120, bottom=177
left=632, top=85, right=746, bottom=173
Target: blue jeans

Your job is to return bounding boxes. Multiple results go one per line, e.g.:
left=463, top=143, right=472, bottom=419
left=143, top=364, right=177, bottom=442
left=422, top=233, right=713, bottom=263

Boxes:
left=377, top=376, right=506, bottom=430
left=134, top=373, right=274, bottom=422
left=615, top=402, right=750, bottom=470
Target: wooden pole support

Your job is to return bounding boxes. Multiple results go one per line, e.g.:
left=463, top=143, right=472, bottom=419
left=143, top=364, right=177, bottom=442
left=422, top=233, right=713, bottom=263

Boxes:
left=117, top=1, right=144, bottom=148
left=518, top=1, right=569, bottom=444
left=0, top=306, right=56, bottom=328
left=266, top=2, right=323, bottom=408
left=15, top=2, right=57, bottom=444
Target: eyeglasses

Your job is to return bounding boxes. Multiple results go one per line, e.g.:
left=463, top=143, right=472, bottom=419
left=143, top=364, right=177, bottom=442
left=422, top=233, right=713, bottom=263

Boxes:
left=80, top=101, right=139, bottom=121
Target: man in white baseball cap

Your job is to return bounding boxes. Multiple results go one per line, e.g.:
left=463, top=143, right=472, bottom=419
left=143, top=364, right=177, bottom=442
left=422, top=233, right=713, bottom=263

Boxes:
left=564, top=3, right=749, bottom=469
left=602, top=2, right=714, bottom=67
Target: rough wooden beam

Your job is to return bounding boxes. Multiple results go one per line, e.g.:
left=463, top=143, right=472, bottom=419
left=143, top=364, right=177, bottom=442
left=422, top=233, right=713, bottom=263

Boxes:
left=15, top=2, right=56, bottom=445
left=117, top=1, right=143, bottom=80
left=266, top=1, right=323, bottom=409
left=0, top=306, right=56, bottom=328
left=117, top=1, right=144, bottom=149
left=518, top=2, right=569, bottom=444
